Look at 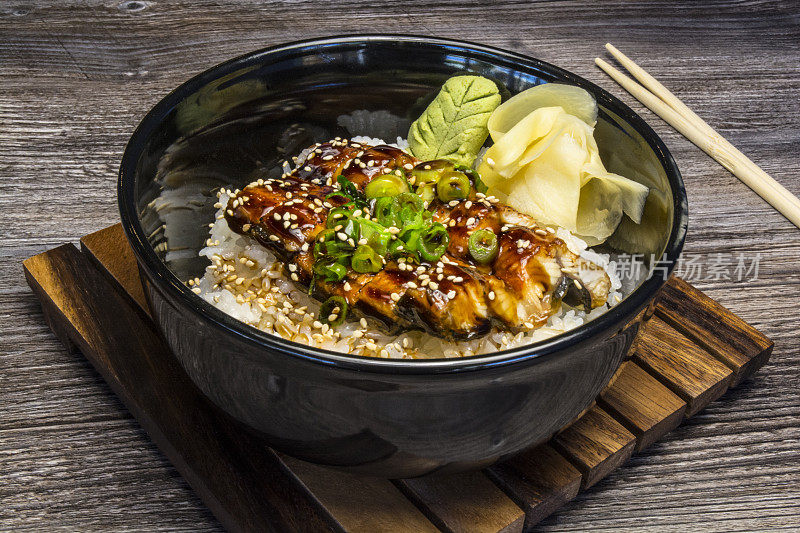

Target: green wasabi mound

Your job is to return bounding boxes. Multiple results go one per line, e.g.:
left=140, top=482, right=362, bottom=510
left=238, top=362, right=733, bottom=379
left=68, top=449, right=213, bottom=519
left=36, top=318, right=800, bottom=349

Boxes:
left=408, top=76, right=501, bottom=167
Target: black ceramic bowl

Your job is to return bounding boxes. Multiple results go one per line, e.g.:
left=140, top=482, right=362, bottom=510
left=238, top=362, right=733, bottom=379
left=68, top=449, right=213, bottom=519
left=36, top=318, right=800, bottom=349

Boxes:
left=119, top=35, right=687, bottom=477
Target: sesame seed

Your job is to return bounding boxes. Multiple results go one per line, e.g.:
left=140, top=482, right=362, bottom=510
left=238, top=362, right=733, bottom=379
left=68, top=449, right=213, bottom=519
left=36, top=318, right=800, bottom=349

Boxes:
left=390, top=293, right=401, bottom=302
left=360, top=318, right=368, bottom=328
left=446, top=290, right=456, bottom=298
left=488, top=291, right=496, bottom=300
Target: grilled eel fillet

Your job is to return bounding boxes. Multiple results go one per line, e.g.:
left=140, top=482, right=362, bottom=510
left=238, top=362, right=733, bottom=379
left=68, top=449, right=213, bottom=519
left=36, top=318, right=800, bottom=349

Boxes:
left=225, top=139, right=611, bottom=340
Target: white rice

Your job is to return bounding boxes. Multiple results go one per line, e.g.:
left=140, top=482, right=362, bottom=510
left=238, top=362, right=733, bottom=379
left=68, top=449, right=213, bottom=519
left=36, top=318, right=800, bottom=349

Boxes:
left=189, top=138, right=624, bottom=359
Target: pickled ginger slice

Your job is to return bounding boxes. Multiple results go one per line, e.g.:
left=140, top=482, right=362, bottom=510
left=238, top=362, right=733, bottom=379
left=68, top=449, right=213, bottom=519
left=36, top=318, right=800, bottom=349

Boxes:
left=479, top=105, right=649, bottom=244
left=488, top=83, right=598, bottom=140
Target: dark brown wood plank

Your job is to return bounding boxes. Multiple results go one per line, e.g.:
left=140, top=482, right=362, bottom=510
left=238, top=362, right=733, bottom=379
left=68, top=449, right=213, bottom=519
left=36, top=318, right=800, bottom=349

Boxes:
left=550, top=406, right=636, bottom=489
left=486, top=444, right=582, bottom=530
left=80, top=224, right=149, bottom=315
left=598, top=361, right=687, bottom=451
left=656, top=276, right=774, bottom=385
left=281, top=456, right=439, bottom=533
left=395, top=472, right=524, bottom=533
left=22, top=244, right=340, bottom=533
left=635, top=316, right=734, bottom=416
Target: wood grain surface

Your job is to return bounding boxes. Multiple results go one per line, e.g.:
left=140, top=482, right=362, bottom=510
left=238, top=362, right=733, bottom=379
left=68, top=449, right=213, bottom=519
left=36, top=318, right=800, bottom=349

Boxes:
left=598, top=361, right=687, bottom=452
left=2, top=1, right=799, bottom=531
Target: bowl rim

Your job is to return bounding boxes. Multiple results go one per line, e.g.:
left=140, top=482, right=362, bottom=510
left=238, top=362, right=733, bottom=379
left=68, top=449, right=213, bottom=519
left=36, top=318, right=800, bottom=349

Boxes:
left=118, top=34, right=688, bottom=375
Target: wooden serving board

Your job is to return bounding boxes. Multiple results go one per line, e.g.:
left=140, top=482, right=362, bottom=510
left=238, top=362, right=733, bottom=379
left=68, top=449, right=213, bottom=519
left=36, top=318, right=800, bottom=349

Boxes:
left=23, top=224, right=773, bottom=533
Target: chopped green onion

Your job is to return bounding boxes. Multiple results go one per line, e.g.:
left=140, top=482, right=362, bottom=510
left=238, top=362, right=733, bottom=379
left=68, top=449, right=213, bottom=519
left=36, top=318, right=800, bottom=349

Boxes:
left=419, top=223, right=450, bottom=262
left=455, top=165, right=488, bottom=194
left=416, top=182, right=437, bottom=204
left=388, top=239, right=415, bottom=261
left=394, top=193, right=425, bottom=229
left=313, top=260, right=348, bottom=282
left=326, top=207, right=353, bottom=229
left=358, top=219, right=391, bottom=255
left=468, top=229, right=499, bottom=265
left=395, top=192, right=423, bottom=212
left=364, top=174, right=409, bottom=199
left=474, top=175, right=489, bottom=194
left=351, top=245, right=383, bottom=273
left=326, top=175, right=367, bottom=209
left=325, top=207, right=360, bottom=239
left=374, top=196, right=399, bottom=227
left=337, top=175, right=368, bottom=208
left=320, top=296, right=348, bottom=326
left=411, top=160, right=454, bottom=184
left=436, top=171, right=472, bottom=202
left=313, top=229, right=337, bottom=258
left=401, top=228, right=424, bottom=254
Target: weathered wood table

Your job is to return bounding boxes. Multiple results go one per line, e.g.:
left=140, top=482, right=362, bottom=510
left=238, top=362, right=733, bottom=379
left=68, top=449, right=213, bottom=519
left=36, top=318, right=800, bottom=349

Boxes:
left=1, top=1, right=798, bottom=530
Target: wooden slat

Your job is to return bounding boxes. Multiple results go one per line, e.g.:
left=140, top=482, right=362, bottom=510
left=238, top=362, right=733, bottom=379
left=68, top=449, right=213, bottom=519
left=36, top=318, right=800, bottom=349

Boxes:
left=281, top=456, right=439, bottom=533
left=22, top=244, right=340, bottom=533
left=486, top=444, right=582, bottom=530
left=656, top=277, right=773, bottom=385
left=81, top=224, right=149, bottom=314
left=395, top=471, right=524, bottom=533
left=598, top=361, right=687, bottom=451
left=551, top=406, right=636, bottom=489
left=635, top=315, right=733, bottom=416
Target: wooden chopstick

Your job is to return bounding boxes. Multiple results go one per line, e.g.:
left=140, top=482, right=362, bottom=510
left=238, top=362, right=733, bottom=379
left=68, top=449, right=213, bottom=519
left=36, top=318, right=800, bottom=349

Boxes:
left=595, top=46, right=800, bottom=229
left=602, top=44, right=799, bottom=212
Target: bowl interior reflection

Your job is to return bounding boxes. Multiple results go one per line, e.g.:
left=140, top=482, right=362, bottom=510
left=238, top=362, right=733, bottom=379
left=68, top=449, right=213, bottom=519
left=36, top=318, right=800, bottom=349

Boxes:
left=134, top=40, right=675, bottom=310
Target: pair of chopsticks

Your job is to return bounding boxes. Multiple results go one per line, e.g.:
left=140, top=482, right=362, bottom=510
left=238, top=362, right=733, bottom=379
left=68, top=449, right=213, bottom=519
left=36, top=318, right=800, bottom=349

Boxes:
left=596, top=44, right=800, bottom=229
